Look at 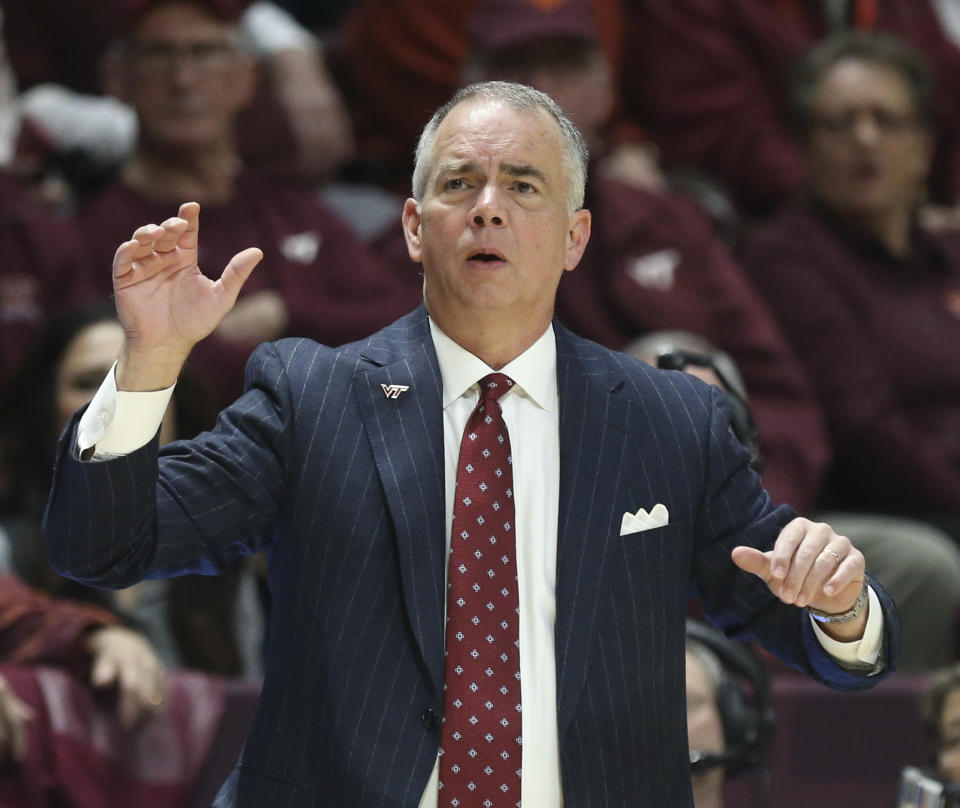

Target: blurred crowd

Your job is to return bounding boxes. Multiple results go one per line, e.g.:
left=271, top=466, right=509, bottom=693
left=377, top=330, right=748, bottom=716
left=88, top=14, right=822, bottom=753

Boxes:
left=0, top=0, right=959, bottom=804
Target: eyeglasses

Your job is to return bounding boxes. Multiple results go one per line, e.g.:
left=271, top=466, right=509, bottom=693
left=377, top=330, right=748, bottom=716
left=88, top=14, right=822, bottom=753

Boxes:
left=129, top=40, right=239, bottom=74
left=810, top=107, right=921, bottom=137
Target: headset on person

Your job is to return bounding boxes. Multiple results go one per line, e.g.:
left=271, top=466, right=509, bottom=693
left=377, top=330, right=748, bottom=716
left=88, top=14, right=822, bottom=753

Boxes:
left=656, top=349, right=763, bottom=475
left=685, top=618, right=777, bottom=778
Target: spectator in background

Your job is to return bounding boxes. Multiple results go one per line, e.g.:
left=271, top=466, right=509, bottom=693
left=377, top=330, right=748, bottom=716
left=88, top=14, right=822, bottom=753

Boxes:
left=740, top=32, right=960, bottom=543
left=0, top=302, right=264, bottom=678
left=922, top=664, right=960, bottom=785
left=0, top=573, right=165, bottom=763
left=0, top=0, right=352, bottom=196
left=627, top=329, right=960, bottom=672
left=376, top=0, right=832, bottom=510
left=623, top=0, right=960, bottom=218
left=685, top=618, right=775, bottom=808
left=326, top=0, right=664, bottom=198
left=71, top=0, right=412, bottom=409
left=0, top=170, right=82, bottom=391
left=0, top=13, right=86, bottom=390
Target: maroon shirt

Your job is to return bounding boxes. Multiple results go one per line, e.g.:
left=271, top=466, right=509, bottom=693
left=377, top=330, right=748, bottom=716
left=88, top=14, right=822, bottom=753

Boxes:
left=377, top=175, right=830, bottom=510
left=73, top=172, right=414, bottom=407
left=0, top=172, right=80, bottom=390
left=622, top=0, right=960, bottom=212
left=740, top=202, right=960, bottom=513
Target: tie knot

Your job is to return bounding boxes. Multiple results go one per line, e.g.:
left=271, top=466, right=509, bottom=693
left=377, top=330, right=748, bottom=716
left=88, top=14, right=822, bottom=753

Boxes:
left=478, top=372, right=514, bottom=405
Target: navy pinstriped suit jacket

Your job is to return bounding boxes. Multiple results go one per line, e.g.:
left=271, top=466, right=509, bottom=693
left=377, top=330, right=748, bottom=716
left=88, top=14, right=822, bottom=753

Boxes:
left=43, top=305, right=899, bottom=807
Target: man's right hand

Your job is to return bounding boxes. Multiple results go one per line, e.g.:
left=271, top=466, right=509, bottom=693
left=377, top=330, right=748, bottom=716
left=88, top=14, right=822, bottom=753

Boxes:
left=112, top=201, right=263, bottom=390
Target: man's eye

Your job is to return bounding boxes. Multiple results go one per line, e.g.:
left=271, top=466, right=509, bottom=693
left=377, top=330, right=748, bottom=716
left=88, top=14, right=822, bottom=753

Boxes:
left=445, top=178, right=468, bottom=191
left=513, top=181, right=535, bottom=194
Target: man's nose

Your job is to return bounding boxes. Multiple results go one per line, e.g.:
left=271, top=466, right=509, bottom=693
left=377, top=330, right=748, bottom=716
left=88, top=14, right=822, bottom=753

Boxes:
left=470, top=185, right=507, bottom=227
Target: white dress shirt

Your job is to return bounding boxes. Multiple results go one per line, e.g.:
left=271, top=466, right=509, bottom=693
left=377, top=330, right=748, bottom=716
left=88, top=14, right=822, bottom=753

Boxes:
left=76, top=319, right=884, bottom=807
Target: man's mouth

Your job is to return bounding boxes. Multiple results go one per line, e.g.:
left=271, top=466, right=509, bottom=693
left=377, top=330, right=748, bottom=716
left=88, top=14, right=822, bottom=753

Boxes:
left=468, top=250, right=506, bottom=264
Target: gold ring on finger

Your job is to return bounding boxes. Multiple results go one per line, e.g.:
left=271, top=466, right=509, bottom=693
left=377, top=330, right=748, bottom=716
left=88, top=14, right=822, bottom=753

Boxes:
left=823, top=549, right=841, bottom=564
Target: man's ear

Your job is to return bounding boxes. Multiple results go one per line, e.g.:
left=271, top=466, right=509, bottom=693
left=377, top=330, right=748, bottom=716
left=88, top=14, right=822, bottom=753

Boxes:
left=402, top=198, right=424, bottom=263
left=563, top=208, right=592, bottom=272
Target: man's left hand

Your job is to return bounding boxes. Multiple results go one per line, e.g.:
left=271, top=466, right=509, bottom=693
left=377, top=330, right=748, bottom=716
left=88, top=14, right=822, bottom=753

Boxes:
left=732, top=518, right=866, bottom=640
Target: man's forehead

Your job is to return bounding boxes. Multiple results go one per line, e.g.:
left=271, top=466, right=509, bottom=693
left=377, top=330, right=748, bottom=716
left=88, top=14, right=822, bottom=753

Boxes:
left=439, top=98, right=558, bottom=142
left=133, top=2, right=236, bottom=39
left=431, top=99, right=562, bottom=166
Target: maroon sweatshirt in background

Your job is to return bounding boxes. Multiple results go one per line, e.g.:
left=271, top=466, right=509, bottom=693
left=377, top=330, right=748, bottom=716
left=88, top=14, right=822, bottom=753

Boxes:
left=740, top=202, right=960, bottom=513
left=622, top=0, right=960, bottom=214
left=0, top=171, right=80, bottom=390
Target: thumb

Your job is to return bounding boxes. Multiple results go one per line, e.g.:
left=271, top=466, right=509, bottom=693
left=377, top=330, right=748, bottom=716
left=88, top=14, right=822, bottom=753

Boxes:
left=731, top=546, right=773, bottom=581
left=218, top=247, right=263, bottom=304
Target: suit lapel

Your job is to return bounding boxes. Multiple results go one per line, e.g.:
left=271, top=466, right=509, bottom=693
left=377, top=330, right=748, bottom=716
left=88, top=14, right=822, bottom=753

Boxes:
left=354, top=308, right=447, bottom=696
left=553, top=326, right=631, bottom=738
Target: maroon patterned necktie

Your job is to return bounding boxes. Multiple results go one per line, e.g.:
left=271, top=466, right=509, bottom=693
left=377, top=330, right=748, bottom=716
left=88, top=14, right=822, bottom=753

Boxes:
left=439, top=373, right=522, bottom=808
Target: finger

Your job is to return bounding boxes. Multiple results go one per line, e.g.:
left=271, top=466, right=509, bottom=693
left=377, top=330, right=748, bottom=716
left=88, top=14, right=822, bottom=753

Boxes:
left=795, top=538, right=850, bottom=607
left=778, top=524, right=833, bottom=603
left=767, top=518, right=813, bottom=580
left=217, top=247, right=263, bottom=304
left=153, top=217, right=188, bottom=253
left=824, top=547, right=866, bottom=597
left=90, top=652, right=118, bottom=689
left=131, top=222, right=163, bottom=246
left=178, top=201, right=200, bottom=250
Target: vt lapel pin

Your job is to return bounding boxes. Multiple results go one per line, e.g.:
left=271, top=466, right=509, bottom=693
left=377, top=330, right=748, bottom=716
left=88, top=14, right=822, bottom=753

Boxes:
left=381, top=383, right=410, bottom=399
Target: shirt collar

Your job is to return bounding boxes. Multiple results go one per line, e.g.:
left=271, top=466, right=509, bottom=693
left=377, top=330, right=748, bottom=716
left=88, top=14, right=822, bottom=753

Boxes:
left=428, top=317, right=558, bottom=412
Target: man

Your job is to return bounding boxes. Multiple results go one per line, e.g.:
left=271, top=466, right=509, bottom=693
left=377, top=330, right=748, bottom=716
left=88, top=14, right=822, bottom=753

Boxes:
left=740, top=32, right=960, bottom=542
left=44, top=82, right=898, bottom=806
left=71, top=0, right=409, bottom=408
left=623, top=0, right=960, bottom=216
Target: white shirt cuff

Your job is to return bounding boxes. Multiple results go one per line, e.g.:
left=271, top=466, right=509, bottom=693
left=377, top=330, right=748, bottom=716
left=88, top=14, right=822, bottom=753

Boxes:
left=77, top=362, right=175, bottom=458
left=809, top=585, right=883, bottom=666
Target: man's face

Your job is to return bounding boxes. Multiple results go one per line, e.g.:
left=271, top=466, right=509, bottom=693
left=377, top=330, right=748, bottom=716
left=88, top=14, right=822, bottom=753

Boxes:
left=403, top=98, right=590, bottom=336
left=805, top=58, right=932, bottom=221
left=116, top=2, right=255, bottom=151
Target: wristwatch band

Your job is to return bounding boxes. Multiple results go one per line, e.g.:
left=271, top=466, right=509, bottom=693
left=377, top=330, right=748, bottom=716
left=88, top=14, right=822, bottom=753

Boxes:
left=807, top=583, right=869, bottom=624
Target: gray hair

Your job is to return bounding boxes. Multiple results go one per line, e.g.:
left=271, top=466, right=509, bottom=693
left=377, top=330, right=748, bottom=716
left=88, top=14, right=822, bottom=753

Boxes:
left=411, top=80, right=589, bottom=213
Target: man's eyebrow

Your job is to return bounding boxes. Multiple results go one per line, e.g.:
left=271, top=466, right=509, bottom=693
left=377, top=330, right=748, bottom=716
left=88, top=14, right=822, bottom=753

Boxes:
left=436, top=161, right=477, bottom=176
left=501, top=163, right=549, bottom=185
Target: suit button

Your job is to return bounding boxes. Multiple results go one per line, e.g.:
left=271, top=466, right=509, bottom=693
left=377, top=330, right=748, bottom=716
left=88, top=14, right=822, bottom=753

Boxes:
left=421, top=707, right=440, bottom=730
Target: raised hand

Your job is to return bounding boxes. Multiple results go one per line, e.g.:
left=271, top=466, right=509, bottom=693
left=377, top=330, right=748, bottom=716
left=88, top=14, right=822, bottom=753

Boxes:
left=732, top=517, right=868, bottom=641
left=112, top=201, right=262, bottom=389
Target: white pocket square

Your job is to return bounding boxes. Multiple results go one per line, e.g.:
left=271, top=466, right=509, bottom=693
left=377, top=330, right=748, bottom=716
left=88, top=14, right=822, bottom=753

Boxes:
left=620, top=503, right=670, bottom=536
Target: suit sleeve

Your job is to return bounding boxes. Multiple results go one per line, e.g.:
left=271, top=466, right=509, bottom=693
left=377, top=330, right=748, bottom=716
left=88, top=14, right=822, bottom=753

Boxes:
left=42, top=342, right=297, bottom=589
left=691, top=386, right=901, bottom=688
